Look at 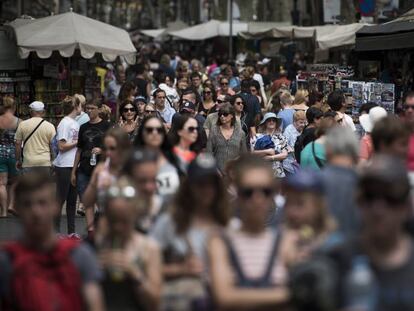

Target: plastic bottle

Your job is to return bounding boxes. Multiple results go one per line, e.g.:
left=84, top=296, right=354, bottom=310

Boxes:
left=344, top=255, right=377, bottom=311
left=90, top=153, right=97, bottom=166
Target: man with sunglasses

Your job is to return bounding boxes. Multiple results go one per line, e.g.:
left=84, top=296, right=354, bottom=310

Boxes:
left=307, top=156, right=414, bottom=311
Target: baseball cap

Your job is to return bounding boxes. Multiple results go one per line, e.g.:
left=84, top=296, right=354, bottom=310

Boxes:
left=180, top=100, right=196, bottom=113
left=283, top=169, right=324, bottom=194
left=134, top=96, right=147, bottom=104
left=359, top=106, right=387, bottom=133
left=187, top=154, right=219, bottom=182
left=29, top=101, right=45, bottom=112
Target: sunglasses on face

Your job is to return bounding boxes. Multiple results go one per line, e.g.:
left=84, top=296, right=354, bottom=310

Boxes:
left=185, top=126, right=198, bottom=133
left=144, top=126, right=163, bottom=134
left=122, top=107, right=136, bottom=113
left=145, top=110, right=156, bottom=113
left=204, top=91, right=212, bottom=94
left=404, top=105, right=414, bottom=111
left=219, top=112, right=230, bottom=117
left=234, top=101, right=243, bottom=105
left=221, top=82, right=229, bottom=86
left=239, top=186, right=273, bottom=199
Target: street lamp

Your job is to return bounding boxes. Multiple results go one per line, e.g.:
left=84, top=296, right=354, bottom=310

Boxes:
left=229, top=0, right=233, bottom=60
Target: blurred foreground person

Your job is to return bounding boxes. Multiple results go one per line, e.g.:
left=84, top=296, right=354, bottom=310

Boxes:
left=282, top=170, right=336, bottom=265
left=371, top=115, right=410, bottom=160
left=322, top=127, right=360, bottom=237
left=151, top=154, right=230, bottom=311
left=83, top=128, right=131, bottom=236
left=208, top=154, right=290, bottom=310
left=96, top=177, right=162, bottom=311
left=292, top=156, right=414, bottom=311
left=123, top=149, right=163, bottom=233
left=0, top=172, right=104, bottom=311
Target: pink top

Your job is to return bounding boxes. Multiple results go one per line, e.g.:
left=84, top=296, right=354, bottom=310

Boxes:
left=359, top=134, right=373, bottom=161
left=217, top=89, right=236, bottom=97
left=407, top=134, right=414, bottom=171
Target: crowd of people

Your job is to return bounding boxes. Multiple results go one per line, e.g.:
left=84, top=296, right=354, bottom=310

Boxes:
left=0, top=54, right=414, bottom=311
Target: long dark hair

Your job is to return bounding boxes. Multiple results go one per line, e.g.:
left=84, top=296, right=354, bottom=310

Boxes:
left=119, top=100, right=138, bottom=121
left=135, top=116, right=184, bottom=176
left=173, top=175, right=230, bottom=233
left=118, top=81, right=136, bottom=102
left=168, top=114, right=203, bottom=153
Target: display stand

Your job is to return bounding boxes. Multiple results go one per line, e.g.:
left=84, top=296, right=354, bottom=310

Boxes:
left=0, top=70, right=32, bottom=117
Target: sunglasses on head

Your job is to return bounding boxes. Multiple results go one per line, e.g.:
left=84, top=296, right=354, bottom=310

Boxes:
left=144, top=126, right=163, bottom=134
left=239, top=186, right=273, bottom=199
left=219, top=112, right=230, bottom=117
left=123, top=107, right=136, bottom=113
left=186, top=126, right=198, bottom=133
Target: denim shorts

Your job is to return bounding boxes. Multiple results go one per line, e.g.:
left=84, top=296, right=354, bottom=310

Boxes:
left=0, top=157, right=18, bottom=176
left=76, top=171, right=91, bottom=199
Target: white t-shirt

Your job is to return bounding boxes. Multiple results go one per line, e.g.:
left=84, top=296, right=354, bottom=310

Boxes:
left=53, top=116, right=80, bottom=167
left=343, top=113, right=356, bottom=132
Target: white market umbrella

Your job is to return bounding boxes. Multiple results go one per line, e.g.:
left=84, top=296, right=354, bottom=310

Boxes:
left=10, top=11, right=136, bottom=63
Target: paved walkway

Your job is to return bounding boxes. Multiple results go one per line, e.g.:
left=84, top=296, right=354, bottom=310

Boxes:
left=0, top=216, right=87, bottom=241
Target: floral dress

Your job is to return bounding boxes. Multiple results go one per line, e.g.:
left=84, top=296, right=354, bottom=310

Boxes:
left=251, top=132, right=290, bottom=178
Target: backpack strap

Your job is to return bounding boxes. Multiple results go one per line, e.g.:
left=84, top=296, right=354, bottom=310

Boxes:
left=312, top=142, right=324, bottom=169
left=21, top=119, right=45, bottom=161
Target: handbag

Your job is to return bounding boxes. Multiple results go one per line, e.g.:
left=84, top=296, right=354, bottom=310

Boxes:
left=254, top=135, right=275, bottom=151
left=161, top=236, right=210, bottom=311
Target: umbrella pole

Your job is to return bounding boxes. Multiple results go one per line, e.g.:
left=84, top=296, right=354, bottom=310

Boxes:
left=229, top=0, right=233, bottom=61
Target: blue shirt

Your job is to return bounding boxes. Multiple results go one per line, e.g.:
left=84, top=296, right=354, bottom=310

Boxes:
left=277, top=109, right=295, bottom=130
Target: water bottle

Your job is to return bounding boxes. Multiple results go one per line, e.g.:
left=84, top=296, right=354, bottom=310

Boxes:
left=344, top=255, right=378, bottom=311
left=90, top=153, right=97, bottom=166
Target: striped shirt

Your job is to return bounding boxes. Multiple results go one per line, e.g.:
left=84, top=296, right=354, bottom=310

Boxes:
left=226, top=229, right=287, bottom=285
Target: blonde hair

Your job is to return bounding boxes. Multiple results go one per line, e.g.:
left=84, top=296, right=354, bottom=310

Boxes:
left=2, top=96, right=15, bottom=111
left=293, top=110, right=306, bottom=122
left=294, top=89, right=309, bottom=106
left=280, top=92, right=293, bottom=106
left=73, top=94, right=86, bottom=108
left=99, top=104, right=112, bottom=121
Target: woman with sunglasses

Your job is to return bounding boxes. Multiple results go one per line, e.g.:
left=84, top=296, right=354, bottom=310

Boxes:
left=231, top=95, right=249, bottom=135
left=198, top=85, right=218, bottom=117
left=250, top=79, right=264, bottom=109
left=135, top=116, right=182, bottom=201
left=118, top=100, right=140, bottom=142
left=96, top=177, right=162, bottom=311
left=209, top=154, right=290, bottom=310
left=217, top=77, right=235, bottom=97
left=82, top=128, right=131, bottom=235
left=207, top=103, right=247, bottom=174
left=251, top=113, right=290, bottom=178
left=168, top=115, right=201, bottom=173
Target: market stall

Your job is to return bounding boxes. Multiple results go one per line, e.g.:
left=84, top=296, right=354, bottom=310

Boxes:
left=7, top=10, right=136, bottom=123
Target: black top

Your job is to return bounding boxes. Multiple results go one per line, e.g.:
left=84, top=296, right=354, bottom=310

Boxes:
left=77, top=120, right=111, bottom=176
left=239, top=92, right=261, bottom=129
left=134, top=78, right=149, bottom=100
